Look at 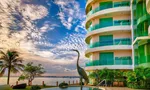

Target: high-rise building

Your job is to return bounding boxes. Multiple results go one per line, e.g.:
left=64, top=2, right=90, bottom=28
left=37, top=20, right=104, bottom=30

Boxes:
left=132, top=0, right=150, bottom=67
left=85, top=0, right=150, bottom=73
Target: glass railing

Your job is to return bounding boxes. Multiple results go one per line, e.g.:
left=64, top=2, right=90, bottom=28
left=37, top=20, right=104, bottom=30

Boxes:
left=87, top=1, right=130, bottom=17
left=138, top=55, right=150, bottom=64
left=88, top=20, right=131, bottom=32
left=89, top=38, right=131, bottom=48
left=115, top=57, right=132, bottom=65
left=86, top=61, right=93, bottom=66
left=85, top=56, right=132, bottom=67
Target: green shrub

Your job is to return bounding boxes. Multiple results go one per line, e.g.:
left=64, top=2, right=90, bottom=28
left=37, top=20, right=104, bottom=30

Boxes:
left=124, top=67, right=150, bottom=89
left=59, top=82, right=68, bottom=89
left=93, top=81, right=98, bottom=86
left=79, top=82, right=84, bottom=85
left=30, top=85, right=41, bottom=90
left=43, top=83, right=46, bottom=87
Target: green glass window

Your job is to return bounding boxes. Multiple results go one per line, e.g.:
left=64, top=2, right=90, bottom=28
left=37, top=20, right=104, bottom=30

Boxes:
left=99, top=35, right=113, bottom=46
left=100, top=1, right=113, bottom=10
left=139, top=44, right=146, bottom=64
left=99, top=17, right=113, bottom=28
left=100, top=52, right=114, bottom=65
left=146, top=43, right=150, bottom=63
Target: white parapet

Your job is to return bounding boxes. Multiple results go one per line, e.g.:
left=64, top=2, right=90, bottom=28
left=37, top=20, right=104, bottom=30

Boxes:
left=146, top=0, right=150, bottom=14
left=85, top=65, right=133, bottom=71
left=148, top=25, right=150, bottom=36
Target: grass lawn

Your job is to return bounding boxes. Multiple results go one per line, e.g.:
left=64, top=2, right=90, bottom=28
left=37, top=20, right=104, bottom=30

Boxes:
left=12, top=86, right=56, bottom=90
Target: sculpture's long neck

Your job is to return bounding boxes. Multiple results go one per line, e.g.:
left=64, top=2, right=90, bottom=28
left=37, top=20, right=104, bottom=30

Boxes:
left=76, top=51, right=80, bottom=68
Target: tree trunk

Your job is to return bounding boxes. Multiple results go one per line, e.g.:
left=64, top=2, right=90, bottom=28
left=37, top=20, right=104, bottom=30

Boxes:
left=7, top=66, right=11, bottom=85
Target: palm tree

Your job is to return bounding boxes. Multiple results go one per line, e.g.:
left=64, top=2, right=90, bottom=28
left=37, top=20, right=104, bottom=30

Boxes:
left=0, top=49, right=24, bottom=85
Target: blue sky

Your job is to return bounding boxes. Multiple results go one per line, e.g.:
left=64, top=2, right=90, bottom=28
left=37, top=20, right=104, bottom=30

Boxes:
left=0, top=0, right=87, bottom=76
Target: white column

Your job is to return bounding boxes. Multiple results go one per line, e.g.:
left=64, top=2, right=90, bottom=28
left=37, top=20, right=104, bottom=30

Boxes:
left=130, top=0, right=135, bottom=71
left=146, top=0, right=150, bottom=14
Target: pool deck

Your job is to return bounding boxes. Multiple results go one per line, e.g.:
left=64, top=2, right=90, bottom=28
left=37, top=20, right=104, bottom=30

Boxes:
left=102, top=87, right=147, bottom=90
left=105, top=87, right=131, bottom=90
left=69, top=85, right=147, bottom=90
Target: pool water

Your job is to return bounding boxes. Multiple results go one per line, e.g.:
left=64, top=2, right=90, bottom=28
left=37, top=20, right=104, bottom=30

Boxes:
left=41, top=87, right=102, bottom=90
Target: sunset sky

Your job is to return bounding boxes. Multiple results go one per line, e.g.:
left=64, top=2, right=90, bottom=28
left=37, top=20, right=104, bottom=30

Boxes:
left=0, top=0, right=87, bottom=76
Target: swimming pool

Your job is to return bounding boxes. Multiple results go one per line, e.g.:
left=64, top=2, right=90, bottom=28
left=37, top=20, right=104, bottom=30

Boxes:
left=41, top=87, right=102, bottom=90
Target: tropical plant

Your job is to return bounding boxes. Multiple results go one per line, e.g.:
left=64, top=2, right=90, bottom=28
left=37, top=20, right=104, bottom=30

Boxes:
left=30, top=85, right=41, bottom=90
left=88, top=69, right=101, bottom=85
left=99, top=68, right=114, bottom=82
left=0, top=50, right=24, bottom=85
left=18, top=62, right=45, bottom=85
left=89, top=68, right=115, bottom=85
left=113, top=70, right=124, bottom=82
left=123, top=67, right=150, bottom=89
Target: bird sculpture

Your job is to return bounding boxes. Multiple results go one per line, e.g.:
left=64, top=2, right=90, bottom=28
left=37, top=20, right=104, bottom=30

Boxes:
left=71, top=49, right=89, bottom=90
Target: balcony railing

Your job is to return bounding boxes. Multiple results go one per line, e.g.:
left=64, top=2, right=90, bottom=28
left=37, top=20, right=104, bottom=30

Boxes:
left=86, top=56, right=132, bottom=66
left=89, top=38, right=131, bottom=48
left=87, top=1, right=130, bottom=17
left=88, top=20, right=131, bottom=32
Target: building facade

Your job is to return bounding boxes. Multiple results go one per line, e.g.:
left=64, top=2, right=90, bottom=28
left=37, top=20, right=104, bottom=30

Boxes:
left=85, top=0, right=132, bottom=72
left=85, top=0, right=150, bottom=72
left=132, top=0, right=150, bottom=67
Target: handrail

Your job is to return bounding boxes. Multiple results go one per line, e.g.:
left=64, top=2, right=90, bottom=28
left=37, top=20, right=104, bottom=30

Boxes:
left=88, top=38, right=131, bottom=48
left=88, top=20, right=131, bottom=32
left=97, top=79, right=107, bottom=86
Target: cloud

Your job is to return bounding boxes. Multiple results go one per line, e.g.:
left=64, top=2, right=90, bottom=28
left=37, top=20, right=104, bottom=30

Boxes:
left=0, top=0, right=87, bottom=75
left=0, top=0, right=51, bottom=50
left=54, top=0, right=86, bottom=31
left=20, top=4, right=48, bottom=20
left=40, top=22, right=60, bottom=33
left=50, top=33, right=88, bottom=67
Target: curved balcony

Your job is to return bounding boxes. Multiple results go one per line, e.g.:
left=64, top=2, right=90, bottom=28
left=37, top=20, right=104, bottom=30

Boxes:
left=88, top=38, right=131, bottom=48
left=86, top=26, right=131, bottom=44
left=87, top=1, right=130, bottom=17
left=85, top=20, right=131, bottom=44
left=85, top=65, right=132, bottom=71
left=88, top=20, right=131, bottom=31
left=85, top=45, right=131, bottom=58
left=136, top=0, right=150, bottom=26
left=85, top=56, right=133, bottom=71
left=86, top=56, right=132, bottom=69
left=137, top=14, right=150, bottom=27
left=85, top=7, right=130, bottom=28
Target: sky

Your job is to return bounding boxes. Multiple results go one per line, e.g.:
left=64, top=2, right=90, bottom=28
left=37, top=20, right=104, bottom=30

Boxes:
left=0, top=0, right=88, bottom=76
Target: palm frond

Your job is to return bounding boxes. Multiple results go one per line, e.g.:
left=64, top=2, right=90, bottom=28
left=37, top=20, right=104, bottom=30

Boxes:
left=11, top=57, right=23, bottom=63
left=0, top=50, right=7, bottom=56
left=0, top=67, right=6, bottom=77
left=12, top=64, right=24, bottom=68
left=0, top=56, right=8, bottom=62
left=10, top=53, right=19, bottom=61
left=0, top=50, right=9, bottom=62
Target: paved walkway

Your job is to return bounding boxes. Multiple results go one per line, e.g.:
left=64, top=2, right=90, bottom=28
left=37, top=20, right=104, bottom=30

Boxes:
left=105, top=87, right=131, bottom=90
left=104, top=87, right=148, bottom=90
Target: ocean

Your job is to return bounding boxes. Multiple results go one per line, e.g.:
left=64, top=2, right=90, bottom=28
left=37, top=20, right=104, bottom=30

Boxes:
left=0, top=77, right=80, bottom=86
